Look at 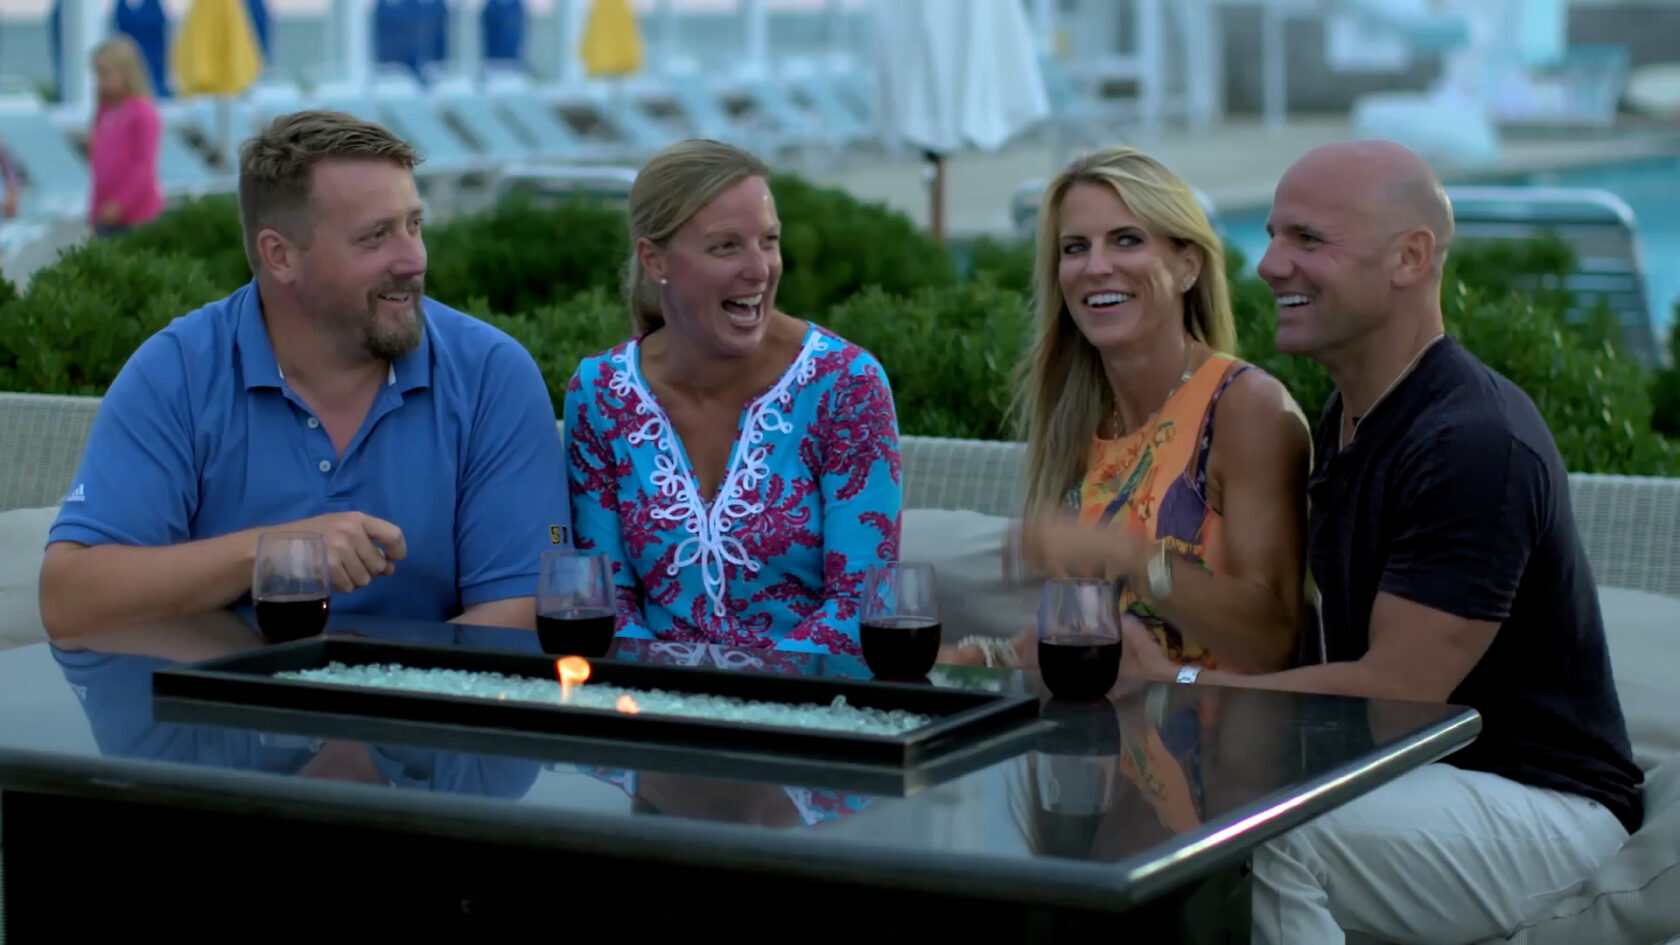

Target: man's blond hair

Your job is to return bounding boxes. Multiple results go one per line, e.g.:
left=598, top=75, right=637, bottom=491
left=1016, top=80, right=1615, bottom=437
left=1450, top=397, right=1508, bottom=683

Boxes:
left=237, top=110, right=421, bottom=274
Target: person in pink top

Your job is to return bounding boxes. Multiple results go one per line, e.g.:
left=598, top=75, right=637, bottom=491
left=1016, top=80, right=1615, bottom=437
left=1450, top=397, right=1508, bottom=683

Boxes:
left=88, top=35, right=164, bottom=236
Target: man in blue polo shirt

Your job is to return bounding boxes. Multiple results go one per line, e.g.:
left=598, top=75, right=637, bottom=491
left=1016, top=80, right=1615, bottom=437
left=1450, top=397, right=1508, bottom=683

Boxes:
left=39, top=109, right=570, bottom=638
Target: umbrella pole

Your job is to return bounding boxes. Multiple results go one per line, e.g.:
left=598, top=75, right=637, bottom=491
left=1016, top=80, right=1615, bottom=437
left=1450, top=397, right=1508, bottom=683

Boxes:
left=924, top=149, right=946, bottom=243
left=216, top=96, right=232, bottom=170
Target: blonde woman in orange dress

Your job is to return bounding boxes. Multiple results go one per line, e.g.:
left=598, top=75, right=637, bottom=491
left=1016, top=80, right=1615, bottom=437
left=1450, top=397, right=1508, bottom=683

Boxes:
left=948, top=145, right=1312, bottom=679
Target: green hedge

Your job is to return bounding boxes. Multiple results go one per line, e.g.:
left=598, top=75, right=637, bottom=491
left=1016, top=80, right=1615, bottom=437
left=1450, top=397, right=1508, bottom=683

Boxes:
left=2, top=180, right=1675, bottom=476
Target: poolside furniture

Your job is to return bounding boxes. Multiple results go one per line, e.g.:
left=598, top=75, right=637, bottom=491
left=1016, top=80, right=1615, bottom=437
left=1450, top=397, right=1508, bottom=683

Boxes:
left=1447, top=185, right=1662, bottom=368
left=0, top=103, right=89, bottom=221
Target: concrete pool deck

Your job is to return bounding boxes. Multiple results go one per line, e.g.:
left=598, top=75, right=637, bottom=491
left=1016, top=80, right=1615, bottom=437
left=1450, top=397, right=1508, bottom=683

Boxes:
left=800, top=116, right=1680, bottom=241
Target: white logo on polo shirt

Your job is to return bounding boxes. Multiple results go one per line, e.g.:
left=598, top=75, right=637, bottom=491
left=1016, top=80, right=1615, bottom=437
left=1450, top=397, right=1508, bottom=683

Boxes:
left=64, top=483, right=85, bottom=503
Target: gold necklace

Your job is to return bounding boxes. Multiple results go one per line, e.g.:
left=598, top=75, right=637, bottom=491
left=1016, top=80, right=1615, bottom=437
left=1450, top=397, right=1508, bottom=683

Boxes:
left=1103, top=345, right=1199, bottom=440
left=1338, top=334, right=1444, bottom=450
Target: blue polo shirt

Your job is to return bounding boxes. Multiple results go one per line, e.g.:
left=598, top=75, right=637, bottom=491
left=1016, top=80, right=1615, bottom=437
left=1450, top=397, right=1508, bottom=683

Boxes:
left=48, top=281, right=572, bottom=621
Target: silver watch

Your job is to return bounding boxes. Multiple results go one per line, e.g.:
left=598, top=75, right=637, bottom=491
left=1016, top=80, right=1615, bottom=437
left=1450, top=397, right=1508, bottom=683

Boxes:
left=1175, top=665, right=1201, bottom=685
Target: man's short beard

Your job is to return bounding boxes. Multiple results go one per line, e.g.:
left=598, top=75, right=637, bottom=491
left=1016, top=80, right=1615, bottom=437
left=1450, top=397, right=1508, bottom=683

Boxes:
left=363, top=304, right=423, bottom=361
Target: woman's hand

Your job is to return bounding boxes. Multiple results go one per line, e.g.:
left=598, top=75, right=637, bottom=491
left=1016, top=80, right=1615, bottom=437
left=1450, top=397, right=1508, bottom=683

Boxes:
left=1011, top=513, right=1147, bottom=582
left=935, top=625, right=1038, bottom=669
left=1118, top=614, right=1179, bottom=682
left=97, top=201, right=123, bottom=226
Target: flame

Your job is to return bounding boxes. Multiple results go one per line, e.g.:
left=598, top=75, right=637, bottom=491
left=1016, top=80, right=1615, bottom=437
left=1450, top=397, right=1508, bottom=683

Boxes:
left=556, top=656, right=591, bottom=703
left=615, top=694, right=640, bottom=714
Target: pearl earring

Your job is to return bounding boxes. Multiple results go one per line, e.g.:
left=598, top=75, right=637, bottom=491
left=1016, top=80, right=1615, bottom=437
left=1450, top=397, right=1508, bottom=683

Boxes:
left=659, top=278, right=668, bottom=285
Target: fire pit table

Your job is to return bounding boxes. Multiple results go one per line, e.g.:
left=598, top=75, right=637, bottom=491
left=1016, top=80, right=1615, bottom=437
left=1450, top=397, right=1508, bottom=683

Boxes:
left=0, top=612, right=1479, bottom=942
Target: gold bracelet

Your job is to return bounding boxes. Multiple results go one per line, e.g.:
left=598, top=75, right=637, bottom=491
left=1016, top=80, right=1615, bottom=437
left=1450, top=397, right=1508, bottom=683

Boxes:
left=958, top=635, right=1021, bottom=669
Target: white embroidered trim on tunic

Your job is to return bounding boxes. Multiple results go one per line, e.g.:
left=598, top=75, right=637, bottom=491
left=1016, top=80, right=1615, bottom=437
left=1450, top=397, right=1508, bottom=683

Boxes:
left=610, top=331, right=828, bottom=619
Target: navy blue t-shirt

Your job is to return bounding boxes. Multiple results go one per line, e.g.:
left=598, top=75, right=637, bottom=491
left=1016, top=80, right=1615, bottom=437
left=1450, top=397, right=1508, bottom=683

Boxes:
left=1305, top=337, right=1643, bottom=833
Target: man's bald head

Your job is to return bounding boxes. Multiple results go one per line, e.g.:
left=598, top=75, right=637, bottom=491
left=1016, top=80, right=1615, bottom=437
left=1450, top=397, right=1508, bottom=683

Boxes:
left=1260, top=140, right=1454, bottom=361
left=1285, top=140, right=1455, bottom=267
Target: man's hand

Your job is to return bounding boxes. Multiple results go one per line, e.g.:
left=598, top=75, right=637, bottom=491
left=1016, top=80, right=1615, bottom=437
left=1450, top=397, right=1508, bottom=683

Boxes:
left=2, top=191, right=16, bottom=219
left=283, top=512, right=408, bottom=593
left=297, top=741, right=390, bottom=785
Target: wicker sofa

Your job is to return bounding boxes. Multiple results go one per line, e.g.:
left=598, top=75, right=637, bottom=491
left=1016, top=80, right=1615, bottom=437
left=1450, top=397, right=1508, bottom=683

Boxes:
left=1, top=390, right=1677, bottom=943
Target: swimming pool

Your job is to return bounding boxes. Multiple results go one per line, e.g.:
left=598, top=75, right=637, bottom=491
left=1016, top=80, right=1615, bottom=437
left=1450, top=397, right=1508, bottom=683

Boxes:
left=1219, top=155, right=1680, bottom=347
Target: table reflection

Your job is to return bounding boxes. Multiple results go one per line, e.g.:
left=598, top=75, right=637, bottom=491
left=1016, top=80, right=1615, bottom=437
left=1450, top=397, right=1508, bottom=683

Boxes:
left=48, top=608, right=546, bottom=799
left=1012, top=684, right=1292, bottom=861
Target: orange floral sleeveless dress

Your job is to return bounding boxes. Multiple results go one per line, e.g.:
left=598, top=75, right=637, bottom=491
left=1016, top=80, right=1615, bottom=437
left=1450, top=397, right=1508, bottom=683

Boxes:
left=1069, top=354, right=1256, bottom=670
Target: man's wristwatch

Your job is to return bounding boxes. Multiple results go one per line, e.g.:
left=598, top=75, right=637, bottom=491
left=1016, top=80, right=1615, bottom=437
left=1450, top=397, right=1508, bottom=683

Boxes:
left=1175, top=665, right=1202, bottom=685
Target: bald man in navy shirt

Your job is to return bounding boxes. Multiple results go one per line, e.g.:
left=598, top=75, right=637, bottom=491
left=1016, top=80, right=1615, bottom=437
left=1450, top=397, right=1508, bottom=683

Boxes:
left=40, top=110, right=571, bottom=639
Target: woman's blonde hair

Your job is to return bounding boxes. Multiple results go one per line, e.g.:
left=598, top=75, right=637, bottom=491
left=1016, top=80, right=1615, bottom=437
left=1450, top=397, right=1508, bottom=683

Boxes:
left=92, top=34, right=154, bottom=102
left=1016, top=145, right=1235, bottom=517
left=622, top=138, right=771, bottom=336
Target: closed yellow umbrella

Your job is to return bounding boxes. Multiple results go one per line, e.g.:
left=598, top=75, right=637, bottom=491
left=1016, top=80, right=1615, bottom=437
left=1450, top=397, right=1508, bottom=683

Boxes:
left=170, top=0, right=263, bottom=97
left=579, top=0, right=644, bottom=78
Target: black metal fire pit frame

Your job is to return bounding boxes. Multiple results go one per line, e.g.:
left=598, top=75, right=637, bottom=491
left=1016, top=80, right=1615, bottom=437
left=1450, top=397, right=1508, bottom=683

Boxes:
left=151, top=637, right=1041, bottom=769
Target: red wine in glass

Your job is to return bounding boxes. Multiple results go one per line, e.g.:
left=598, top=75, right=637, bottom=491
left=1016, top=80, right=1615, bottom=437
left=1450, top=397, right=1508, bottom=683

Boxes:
left=537, top=550, right=615, bottom=657
left=255, top=592, right=331, bottom=643
left=1037, top=578, right=1122, bottom=701
left=253, top=531, right=332, bottom=644
left=537, top=607, right=616, bottom=658
left=1038, top=633, right=1121, bottom=701
left=860, top=562, right=940, bottom=681
left=861, top=615, right=942, bottom=680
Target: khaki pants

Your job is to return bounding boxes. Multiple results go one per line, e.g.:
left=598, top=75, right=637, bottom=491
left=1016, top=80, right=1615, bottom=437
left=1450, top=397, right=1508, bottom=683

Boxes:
left=1253, top=763, right=1629, bottom=945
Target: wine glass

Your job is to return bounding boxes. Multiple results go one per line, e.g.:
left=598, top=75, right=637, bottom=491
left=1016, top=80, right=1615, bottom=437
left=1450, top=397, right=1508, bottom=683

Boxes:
left=252, top=531, right=331, bottom=643
left=859, top=562, right=941, bottom=681
left=536, top=550, right=616, bottom=657
left=1036, top=577, right=1122, bottom=700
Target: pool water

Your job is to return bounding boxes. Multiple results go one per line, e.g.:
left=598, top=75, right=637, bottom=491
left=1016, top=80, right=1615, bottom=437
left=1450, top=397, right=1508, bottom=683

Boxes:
left=1220, top=156, right=1680, bottom=347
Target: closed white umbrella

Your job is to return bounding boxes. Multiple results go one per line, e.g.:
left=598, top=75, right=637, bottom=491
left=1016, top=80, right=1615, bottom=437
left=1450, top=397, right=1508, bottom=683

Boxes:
left=871, top=0, right=1050, bottom=241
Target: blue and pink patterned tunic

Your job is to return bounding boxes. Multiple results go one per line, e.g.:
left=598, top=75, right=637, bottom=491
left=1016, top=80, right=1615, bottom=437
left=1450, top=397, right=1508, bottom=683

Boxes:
left=562, top=323, right=903, bottom=655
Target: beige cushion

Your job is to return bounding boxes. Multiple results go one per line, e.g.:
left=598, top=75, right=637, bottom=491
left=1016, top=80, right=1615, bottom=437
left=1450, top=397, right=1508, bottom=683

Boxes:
left=900, top=508, right=1036, bottom=641
left=0, top=505, right=56, bottom=650
left=1599, top=587, right=1680, bottom=771
left=1482, top=757, right=1680, bottom=945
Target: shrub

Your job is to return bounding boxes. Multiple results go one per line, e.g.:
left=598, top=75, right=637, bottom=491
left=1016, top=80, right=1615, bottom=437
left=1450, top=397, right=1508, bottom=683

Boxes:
left=770, top=173, right=959, bottom=317
left=1644, top=313, right=1680, bottom=438
left=4, top=174, right=1674, bottom=477
left=116, top=194, right=251, bottom=293
left=0, top=240, right=224, bottom=394
left=1446, top=282, right=1678, bottom=476
left=819, top=278, right=1031, bottom=440
left=471, top=287, right=627, bottom=411
left=962, top=236, right=1035, bottom=295
left=424, top=194, right=628, bottom=317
